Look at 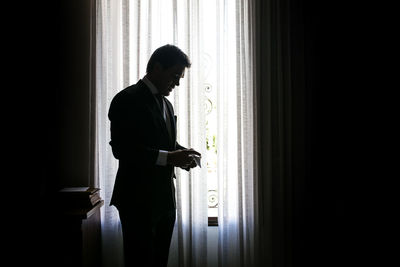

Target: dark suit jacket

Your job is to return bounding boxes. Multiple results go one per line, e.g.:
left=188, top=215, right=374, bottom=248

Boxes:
left=108, top=80, right=184, bottom=222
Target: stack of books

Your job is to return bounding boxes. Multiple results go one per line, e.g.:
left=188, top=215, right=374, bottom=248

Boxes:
left=58, top=187, right=102, bottom=209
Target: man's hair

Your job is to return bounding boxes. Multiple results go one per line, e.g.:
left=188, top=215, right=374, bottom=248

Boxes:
left=146, top=44, right=191, bottom=73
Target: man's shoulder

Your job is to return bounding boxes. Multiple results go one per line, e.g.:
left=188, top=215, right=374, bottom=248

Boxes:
left=125, top=80, right=147, bottom=96
left=111, top=80, right=146, bottom=103
left=108, top=80, right=148, bottom=118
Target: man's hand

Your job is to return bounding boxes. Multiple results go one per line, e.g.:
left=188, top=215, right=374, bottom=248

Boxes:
left=167, top=148, right=201, bottom=170
left=181, top=155, right=199, bottom=171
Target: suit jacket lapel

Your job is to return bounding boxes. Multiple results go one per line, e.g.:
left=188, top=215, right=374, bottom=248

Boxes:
left=165, top=100, right=176, bottom=144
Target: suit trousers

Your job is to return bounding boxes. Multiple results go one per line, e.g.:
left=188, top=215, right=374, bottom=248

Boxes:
left=118, top=207, right=176, bottom=267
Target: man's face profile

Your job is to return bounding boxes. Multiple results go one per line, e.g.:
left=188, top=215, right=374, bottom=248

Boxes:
left=155, top=63, right=186, bottom=96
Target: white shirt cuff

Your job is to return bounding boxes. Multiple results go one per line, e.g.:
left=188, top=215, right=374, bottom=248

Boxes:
left=156, top=150, right=168, bottom=166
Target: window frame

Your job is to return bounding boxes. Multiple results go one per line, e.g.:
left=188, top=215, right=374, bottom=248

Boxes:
left=208, top=216, right=218, bottom=227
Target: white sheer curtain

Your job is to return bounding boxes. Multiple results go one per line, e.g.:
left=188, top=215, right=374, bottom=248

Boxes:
left=96, top=0, right=258, bottom=266
left=96, top=0, right=208, bottom=266
left=215, top=0, right=256, bottom=266
left=96, top=1, right=124, bottom=266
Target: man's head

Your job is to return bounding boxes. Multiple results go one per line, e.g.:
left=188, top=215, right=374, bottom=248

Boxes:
left=146, top=44, right=191, bottom=96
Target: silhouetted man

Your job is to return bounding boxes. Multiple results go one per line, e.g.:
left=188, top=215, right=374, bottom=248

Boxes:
left=108, top=44, right=201, bottom=267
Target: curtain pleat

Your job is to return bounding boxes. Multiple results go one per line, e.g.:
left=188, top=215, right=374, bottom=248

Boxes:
left=217, top=0, right=255, bottom=266
left=253, top=0, right=294, bottom=266
left=96, top=0, right=125, bottom=266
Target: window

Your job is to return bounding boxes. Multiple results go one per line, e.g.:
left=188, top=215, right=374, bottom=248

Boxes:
left=97, top=0, right=246, bottom=229
left=203, top=6, right=219, bottom=225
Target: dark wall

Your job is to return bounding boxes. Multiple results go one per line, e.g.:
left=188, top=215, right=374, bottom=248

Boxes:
left=56, top=0, right=93, bottom=188
left=35, top=0, right=93, bottom=202
left=7, top=0, right=92, bottom=206
left=290, top=1, right=348, bottom=266
left=24, top=1, right=95, bottom=264
left=291, top=0, right=378, bottom=265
